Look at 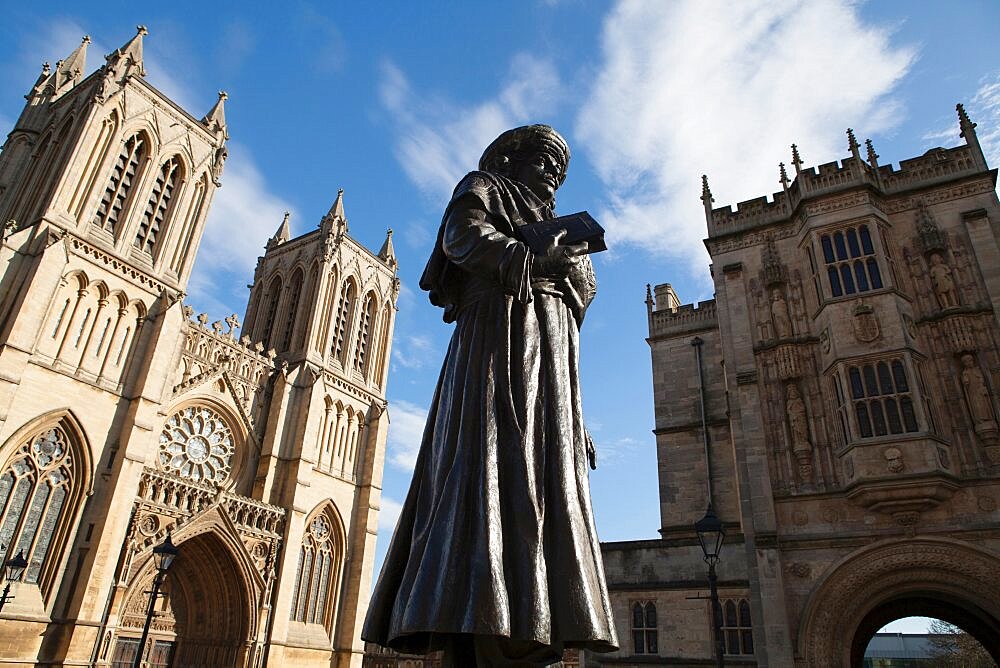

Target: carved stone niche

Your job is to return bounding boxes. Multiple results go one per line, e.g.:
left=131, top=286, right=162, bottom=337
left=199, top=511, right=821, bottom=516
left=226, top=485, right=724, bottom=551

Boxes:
left=957, top=352, right=1000, bottom=463
left=841, top=436, right=958, bottom=522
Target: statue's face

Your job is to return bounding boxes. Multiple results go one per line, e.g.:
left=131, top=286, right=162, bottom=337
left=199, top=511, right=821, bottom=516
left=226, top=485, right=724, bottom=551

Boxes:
left=514, top=149, right=561, bottom=202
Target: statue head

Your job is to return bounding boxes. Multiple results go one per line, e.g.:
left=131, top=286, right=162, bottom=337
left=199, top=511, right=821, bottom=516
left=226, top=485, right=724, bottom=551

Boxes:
left=771, top=288, right=784, bottom=302
left=480, top=125, right=570, bottom=201
left=786, top=383, right=800, bottom=399
left=930, top=252, right=943, bottom=265
left=961, top=353, right=976, bottom=368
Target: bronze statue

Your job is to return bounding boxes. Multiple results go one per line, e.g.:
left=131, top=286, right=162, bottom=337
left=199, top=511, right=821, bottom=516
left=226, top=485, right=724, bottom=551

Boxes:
left=362, top=125, right=618, bottom=666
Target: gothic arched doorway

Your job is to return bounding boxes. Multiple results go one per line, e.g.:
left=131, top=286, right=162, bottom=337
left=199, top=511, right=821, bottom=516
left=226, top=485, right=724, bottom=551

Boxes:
left=114, top=530, right=257, bottom=667
left=796, top=537, right=1000, bottom=666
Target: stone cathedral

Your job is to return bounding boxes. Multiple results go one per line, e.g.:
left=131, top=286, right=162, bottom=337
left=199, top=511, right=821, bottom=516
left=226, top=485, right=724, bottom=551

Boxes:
left=0, top=28, right=399, bottom=667
left=598, top=110, right=1000, bottom=666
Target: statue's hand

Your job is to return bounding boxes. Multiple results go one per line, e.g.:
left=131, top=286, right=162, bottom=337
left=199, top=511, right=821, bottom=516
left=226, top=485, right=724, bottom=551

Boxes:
left=586, top=430, right=597, bottom=470
left=532, top=228, right=588, bottom=278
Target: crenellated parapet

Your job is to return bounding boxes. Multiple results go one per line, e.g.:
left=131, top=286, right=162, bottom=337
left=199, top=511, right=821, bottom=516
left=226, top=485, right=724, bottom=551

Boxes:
left=648, top=298, right=718, bottom=339
left=706, top=107, right=992, bottom=239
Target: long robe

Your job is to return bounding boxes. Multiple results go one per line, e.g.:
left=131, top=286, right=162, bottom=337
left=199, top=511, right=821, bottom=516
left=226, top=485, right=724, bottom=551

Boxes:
left=362, top=171, right=617, bottom=661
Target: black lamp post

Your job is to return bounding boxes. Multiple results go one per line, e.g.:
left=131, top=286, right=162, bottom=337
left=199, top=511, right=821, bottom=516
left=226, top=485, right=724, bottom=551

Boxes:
left=132, top=533, right=178, bottom=668
left=695, top=503, right=726, bottom=667
left=0, top=549, right=28, bottom=612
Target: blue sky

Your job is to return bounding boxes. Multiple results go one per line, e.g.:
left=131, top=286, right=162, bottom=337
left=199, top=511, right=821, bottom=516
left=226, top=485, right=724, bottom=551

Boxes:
left=3, top=1, right=999, bottom=637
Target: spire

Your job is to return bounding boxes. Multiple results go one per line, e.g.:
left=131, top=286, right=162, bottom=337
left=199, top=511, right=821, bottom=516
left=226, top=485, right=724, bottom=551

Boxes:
left=202, top=91, right=228, bottom=139
left=54, top=35, right=90, bottom=96
left=846, top=128, right=861, bottom=162
left=779, top=162, right=790, bottom=191
left=645, top=283, right=654, bottom=317
left=378, top=228, right=397, bottom=267
left=957, top=102, right=987, bottom=169
left=26, top=61, right=52, bottom=102
left=327, top=188, right=345, bottom=221
left=106, top=25, right=147, bottom=79
left=700, top=175, right=714, bottom=225
left=865, top=138, right=879, bottom=170
left=791, top=144, right=803, bottom=174
left=267, top=212, right=291, bottom=249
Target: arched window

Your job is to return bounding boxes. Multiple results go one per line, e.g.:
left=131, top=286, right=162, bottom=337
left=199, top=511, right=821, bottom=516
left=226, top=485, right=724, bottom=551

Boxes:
left=0, top=425, right=80, bottom=586
left=158, top=406, right=236, bottom=485
left=721, top=598, right=754, bottom=655
left=280, top=269, right=304, bottom=352
left=631, top=601, right=657, bottom=654
left=315, top=267, right=339, bottom=353
left=93, top=133, right=148, bottom=236
left=332, top=280, right=357, bottom=364
left=134, top=155, right=182, bottom=255
left=373, top=303, right=393, bottom=389
left=353, top=293, right=377, bottom=373
left=258, top=276, right=283, bottom=351
left=290, top=509, right=341, bottom=630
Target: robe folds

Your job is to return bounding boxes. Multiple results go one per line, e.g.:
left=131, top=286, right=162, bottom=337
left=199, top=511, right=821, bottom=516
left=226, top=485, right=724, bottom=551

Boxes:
left=362, top=171, right=618, bottom=661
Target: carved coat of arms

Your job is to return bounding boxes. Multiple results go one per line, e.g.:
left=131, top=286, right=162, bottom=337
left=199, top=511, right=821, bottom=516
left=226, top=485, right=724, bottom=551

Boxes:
left=852, top=301, right=880, bottom=343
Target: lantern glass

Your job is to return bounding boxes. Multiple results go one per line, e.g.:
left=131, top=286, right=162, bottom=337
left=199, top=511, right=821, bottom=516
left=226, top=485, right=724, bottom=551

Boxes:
left=152, top=534, right=178, bottom=573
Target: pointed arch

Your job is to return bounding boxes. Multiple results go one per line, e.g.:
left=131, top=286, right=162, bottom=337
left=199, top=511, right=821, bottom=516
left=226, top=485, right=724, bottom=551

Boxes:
left=92, top=130, right=151, bottom=237
left=295, top=261, right=321, bottom=351
left=71, top=109, right=119, bottom=219
left=373, top=301, right=393, bottom=389
left=353, top=291, right=378, bottom=375
left=315, top=265, right=340, bottom=354
left=5, top=128, right=53, bottom=226
left=257, top=274, right=283, bottom=351
left=279, top=267, right=305, bottom=353
left=169, top=172, right=210, bottom=275
left=0, top=409, right=93, bottom=600
left=289, top=501, right=347, bottom=632
left=134, top=153, right=185, bottom=256
left=332, top=277, right=357, bottom=365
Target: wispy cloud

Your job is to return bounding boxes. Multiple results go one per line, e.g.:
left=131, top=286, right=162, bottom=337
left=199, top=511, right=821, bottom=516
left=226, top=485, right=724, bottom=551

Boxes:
left=379, top=54, right=562, bottom=203
left=923, top=72, right=1000, bottom=168
left=378, top=495, right=403, bottom=532
left=576, top=1, right=916, bottom=278
left=391, top=333, right=438, bottom=371
left=386, top=400, right=428, bottom=471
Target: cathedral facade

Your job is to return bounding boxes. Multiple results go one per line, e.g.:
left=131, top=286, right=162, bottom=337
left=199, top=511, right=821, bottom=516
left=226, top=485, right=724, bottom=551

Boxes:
left=0, top=28, right=398, bottom=667
left=597, top=111, right=1000, bottom=665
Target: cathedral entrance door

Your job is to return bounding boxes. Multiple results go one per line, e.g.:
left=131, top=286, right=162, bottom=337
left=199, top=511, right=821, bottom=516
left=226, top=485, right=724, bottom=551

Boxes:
left=116, top=531, right=257, bottom=667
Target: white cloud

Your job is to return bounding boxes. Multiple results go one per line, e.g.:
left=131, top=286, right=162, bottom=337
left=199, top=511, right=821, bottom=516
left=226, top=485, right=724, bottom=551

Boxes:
left=379, top=54, right=562, bottom=203
left=391, top=333, right=437, bottom=370
left=970, top=75, right=1000, bottom=168
left=386, top=400, right=428, bottom=471
left=576, top=1, right=916, bottom=278
left=378, top=495, right=404, bottom=532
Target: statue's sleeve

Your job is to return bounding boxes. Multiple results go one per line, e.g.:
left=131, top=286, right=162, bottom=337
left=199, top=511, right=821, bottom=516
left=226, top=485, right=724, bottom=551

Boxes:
left=441, top=193, right=532, bottom=305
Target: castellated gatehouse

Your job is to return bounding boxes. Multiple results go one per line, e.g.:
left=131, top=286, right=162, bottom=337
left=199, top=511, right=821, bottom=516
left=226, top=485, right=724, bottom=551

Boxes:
left=596, top=113, right=1000, bottom=665
left=0, top=27, right=398, bottom=667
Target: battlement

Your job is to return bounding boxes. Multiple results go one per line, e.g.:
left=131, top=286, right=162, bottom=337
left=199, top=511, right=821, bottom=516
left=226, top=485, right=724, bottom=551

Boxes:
left=706, top=110, right=989, bottom=238
left=648, top=298, right=717, bottom=339
left=177, top=308, right=275, bottom=392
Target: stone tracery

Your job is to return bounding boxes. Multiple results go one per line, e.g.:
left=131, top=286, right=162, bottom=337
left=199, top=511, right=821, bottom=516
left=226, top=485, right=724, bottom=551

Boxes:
left=158, top=406, right=235, bottom=484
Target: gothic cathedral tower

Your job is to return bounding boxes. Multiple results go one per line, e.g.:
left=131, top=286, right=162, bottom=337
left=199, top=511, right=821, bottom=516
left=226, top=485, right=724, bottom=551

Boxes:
left=0, top=27, right=397, bottom=667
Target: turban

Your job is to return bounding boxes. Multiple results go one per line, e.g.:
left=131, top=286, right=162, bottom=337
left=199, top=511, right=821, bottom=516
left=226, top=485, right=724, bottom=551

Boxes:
left=479, top=124, right=570, bottom=186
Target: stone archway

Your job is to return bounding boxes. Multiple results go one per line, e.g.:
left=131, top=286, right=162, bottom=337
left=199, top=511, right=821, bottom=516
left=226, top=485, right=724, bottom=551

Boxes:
left=797, top=537, right=1000, bottom=667
left=117, top=531, right=257, bottom=667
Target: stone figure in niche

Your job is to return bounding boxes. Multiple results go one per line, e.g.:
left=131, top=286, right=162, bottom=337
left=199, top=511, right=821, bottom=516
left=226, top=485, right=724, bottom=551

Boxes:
left=786, top=384, right=812, bottom=480
left=928, top=252, right=959, bottom=309
left=363, top=125, right=617, bottom=666
left=961, top=354, right=997, bottom=434
left=883, top=447, right=904, bottom=473
left=770, top=288, right=793, bottom=339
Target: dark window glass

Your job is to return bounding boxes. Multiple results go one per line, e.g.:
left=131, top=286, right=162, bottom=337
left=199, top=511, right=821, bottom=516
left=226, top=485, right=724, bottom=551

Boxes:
left=892, top=361, right=909, bottom=392
left=901, top=398, right=919, bottom=432
left=646, top=630, right=657, bottom=654
left=863, top=365, right=879, bottom=396
left=840, top=264, right=856, bottom=294
left=854, top=260, right=869, bottom=291
left=849, top=368, right=864, bottom=399
left=726, top=629, right=740, bottom=654
left=846, top=228, right=861, bottom=257
left=742, top=629, right=755, bottom=654
left=739, top=600, right=752, bottom=625
left=886, top=398, right=902, bottom=434
left=834, top=231, right=848, bottom=260
left=871, top=401, right=888, bottom=436
left=828, top=267, right=843, bottom=297
left=868, top=258, right=883, bottom=289
left=877, top=362, right=893, bottom=395
left=645, top=602, right=657, bottom=627
left=860, top=225, right=874, bottom=254
left=856, top=403, right=873, bottom=438
left=632, top=603, right=643, bottom=628
left=725, top=600, right=738, bottom=626
left=821, top=235, right=834, bottom=263
left=633, top=630, right=644, bottom=654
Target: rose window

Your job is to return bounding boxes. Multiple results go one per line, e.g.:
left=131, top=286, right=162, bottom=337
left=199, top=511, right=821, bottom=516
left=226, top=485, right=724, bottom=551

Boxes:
left=158, top=406, right=235, bottom=484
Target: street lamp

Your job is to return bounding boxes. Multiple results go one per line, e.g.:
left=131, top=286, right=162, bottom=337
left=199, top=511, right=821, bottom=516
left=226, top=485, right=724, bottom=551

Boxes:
left=695, top=503, right=726, bottom=667
left=0, top=549, right=28, bottom=613
left=132, top=533, right=178, bottom=668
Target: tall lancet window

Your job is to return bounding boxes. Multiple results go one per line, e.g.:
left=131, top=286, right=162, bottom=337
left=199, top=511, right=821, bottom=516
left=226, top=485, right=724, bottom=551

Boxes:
left=290, top=509, right=341, bottom=629
left=93, top=133, right=147, bottom=236
left=135, top=155, right=182, bottom=255
left=332, top=281, right=357, bottom=364
left=0, top=426, right=78, bottom=586
left=354, top=293, right=376, bottom=373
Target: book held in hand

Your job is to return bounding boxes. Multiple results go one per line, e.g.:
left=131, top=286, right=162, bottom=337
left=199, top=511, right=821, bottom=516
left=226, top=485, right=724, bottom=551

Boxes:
left=517, top=211, right=607, bottom=255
